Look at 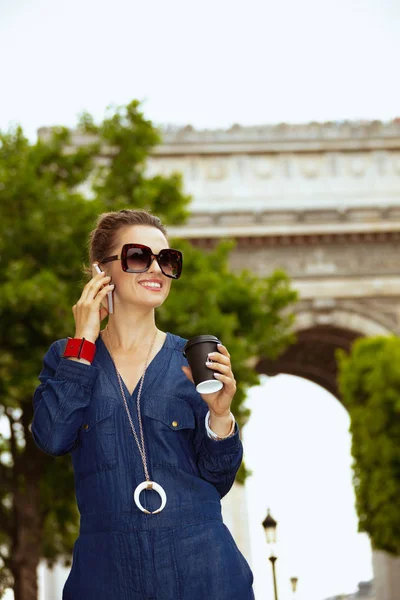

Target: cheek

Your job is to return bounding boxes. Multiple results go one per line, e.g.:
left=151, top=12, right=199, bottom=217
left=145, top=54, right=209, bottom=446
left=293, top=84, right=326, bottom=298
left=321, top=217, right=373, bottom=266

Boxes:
left=163, top=281, right=172, bottom=295
left=112, top=273, right=132, bottom=294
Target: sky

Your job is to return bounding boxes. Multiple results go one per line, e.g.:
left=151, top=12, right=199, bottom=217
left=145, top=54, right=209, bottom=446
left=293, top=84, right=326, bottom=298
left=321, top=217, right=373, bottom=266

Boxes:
left=0, top=0, right=399, bottom=141
left=0, top=0, right=396, bottom=598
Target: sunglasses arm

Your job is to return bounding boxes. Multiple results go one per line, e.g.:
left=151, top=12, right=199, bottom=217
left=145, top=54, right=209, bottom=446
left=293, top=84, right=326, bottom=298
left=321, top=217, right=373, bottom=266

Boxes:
left=101, top=255, right=120, bottom=264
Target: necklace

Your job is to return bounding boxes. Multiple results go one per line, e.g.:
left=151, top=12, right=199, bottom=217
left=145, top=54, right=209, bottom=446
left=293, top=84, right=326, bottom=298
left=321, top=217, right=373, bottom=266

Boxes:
left=104, top=325, right=167, bottom=515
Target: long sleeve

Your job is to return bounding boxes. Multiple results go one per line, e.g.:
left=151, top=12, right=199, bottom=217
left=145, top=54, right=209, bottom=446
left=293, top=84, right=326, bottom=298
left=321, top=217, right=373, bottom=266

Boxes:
left=31, top=340, right=100, bottom=456
left=194, top=401, right=243, bottom=499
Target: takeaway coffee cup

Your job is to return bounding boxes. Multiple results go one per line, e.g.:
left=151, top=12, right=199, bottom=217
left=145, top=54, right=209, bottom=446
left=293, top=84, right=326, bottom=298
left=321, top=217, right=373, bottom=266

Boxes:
left=183, top=335, right=224, bottom=394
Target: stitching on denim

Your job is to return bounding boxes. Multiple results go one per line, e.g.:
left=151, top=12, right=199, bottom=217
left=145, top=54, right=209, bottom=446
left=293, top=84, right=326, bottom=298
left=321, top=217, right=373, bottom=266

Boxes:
left=131, top=532, right=144, bottom=598
left=134, top=531, right=146, bottom=598
left=169, top=530, right=182, bottom=600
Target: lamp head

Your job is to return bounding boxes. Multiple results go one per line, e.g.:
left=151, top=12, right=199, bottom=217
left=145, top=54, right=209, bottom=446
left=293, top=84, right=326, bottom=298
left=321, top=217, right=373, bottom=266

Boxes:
left=262, top=508, right=277, bottom=545
left=290, top=577, right=298, bottom=592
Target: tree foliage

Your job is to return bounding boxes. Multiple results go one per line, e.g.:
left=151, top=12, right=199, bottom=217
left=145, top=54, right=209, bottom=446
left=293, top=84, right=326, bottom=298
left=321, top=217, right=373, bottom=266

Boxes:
left=337, top=336, right=400, bottom=555
left=0, top=100, right=298, bottom=597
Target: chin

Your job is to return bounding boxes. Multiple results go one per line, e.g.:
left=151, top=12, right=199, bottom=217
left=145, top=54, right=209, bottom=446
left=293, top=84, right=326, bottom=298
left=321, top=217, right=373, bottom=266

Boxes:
left=140, top=295, right=168, bottom=309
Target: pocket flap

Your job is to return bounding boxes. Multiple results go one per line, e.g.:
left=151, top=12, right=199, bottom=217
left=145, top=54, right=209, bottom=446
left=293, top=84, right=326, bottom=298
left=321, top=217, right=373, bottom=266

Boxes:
left=82, top=399, right=115, bottom=433
left=143, top=396, right=196, bottom=430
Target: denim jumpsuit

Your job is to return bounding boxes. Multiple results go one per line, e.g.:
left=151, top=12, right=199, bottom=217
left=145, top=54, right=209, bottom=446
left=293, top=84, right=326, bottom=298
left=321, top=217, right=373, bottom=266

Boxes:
left=32, top=332, right=255, bottom=600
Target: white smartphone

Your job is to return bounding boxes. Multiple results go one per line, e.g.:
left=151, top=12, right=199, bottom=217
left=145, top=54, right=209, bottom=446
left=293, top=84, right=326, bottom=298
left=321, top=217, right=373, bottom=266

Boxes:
left=93, top=263, right=114, bottom=314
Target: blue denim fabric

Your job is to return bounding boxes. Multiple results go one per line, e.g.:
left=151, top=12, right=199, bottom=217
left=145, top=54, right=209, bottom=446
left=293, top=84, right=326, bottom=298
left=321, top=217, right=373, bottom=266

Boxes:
left=32, top=332, right=255, bottom=599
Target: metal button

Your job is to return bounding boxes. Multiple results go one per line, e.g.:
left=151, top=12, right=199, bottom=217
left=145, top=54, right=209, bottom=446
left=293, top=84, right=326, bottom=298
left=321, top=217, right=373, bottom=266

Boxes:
left=83, top=424, right=89, bottom=430
left=172, top=421, right=178, bottom=427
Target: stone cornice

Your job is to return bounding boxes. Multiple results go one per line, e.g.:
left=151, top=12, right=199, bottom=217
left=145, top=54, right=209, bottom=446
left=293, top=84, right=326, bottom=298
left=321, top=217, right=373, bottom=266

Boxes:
left=168, top=220, right=400, bottom=245
left=157, top=120, right=400, bottom=155
left=38, top=119, right=400, bottom=156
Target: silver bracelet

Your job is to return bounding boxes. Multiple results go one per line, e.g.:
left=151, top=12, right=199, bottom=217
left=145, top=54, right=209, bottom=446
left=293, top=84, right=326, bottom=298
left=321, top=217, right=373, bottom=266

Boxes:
left=205, top=410, right=236, bottom=441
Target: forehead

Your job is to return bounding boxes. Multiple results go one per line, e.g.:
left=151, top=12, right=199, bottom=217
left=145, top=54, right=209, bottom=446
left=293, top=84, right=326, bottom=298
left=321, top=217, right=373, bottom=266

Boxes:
left=115, top=225, right=168, bottom=251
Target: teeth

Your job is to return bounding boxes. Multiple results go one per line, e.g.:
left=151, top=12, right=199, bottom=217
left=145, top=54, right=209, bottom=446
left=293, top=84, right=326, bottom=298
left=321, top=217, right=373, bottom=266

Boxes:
left=140, top=282, right=161, bottom=288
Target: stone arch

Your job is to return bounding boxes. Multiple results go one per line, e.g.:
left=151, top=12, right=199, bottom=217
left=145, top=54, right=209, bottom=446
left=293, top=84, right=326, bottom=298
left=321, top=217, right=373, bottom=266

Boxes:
left=256, top=309, right=393, bottom=400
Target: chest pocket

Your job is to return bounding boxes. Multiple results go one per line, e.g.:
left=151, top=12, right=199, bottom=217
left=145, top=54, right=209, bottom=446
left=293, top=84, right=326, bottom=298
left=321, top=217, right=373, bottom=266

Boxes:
left=72, top=398, right=117, bottom=480
left=142, top=396, right=199, bottom=471
left=143, top=395, right=196, bottom=431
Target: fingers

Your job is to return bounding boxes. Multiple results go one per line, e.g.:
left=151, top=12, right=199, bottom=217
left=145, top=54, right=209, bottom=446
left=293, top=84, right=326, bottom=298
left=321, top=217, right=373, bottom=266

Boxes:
left=95, top=285, right=115, bottom=314
left=80, top=270, right=112, bottom=303
left=206, top=360, right=231, bottom=376
left=217, top=343, right=230, bottom=358
left=206, top=343, right=236, bottom=391
left=213, top=371, right=237, bottom=394
left=207, top=345, right=230, bottom=364
left=75, top=282, right=114, bottom=313
left=206, top=344, right=231, bottom=368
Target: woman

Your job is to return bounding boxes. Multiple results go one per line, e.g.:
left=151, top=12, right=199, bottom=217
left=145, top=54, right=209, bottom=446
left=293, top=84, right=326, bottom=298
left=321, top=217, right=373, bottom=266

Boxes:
left=32, top=208, right=254, bottom=600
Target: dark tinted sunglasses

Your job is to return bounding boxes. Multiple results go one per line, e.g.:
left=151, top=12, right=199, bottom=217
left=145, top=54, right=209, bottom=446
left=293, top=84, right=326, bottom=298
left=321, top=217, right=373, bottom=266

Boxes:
left=101, top=243, right=183, bottom=279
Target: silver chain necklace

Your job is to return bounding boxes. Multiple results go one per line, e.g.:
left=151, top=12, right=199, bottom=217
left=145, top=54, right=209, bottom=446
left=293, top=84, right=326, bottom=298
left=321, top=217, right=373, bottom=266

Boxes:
left=104, top=325, right=167, bottom=515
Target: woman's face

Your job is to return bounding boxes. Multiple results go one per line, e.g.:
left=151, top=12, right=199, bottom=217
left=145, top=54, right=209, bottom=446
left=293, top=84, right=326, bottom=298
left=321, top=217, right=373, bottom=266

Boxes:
left=101, top=225, right=173, bottom=312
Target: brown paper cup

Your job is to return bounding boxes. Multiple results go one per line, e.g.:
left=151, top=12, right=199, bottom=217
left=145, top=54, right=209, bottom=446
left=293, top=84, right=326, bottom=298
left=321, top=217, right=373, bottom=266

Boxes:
left=183, top=335, right=224, bottom=394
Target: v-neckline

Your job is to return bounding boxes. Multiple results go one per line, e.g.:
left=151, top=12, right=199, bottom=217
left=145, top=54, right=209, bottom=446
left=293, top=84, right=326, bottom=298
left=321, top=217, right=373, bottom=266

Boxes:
left=96, top=331, right=171, bottom=400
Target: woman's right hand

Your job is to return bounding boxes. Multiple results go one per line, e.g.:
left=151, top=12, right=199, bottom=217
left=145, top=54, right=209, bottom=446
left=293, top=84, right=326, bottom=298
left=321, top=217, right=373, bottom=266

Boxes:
left=72, top=269, right=114, bottom=343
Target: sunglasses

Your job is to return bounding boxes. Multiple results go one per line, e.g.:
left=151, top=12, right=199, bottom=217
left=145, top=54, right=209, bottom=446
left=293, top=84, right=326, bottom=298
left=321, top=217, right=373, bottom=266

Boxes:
left=101, top=243, right=183, bottom=279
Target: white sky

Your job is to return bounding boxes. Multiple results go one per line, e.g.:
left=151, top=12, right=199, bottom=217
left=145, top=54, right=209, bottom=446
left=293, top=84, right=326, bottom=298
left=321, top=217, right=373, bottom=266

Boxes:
left=1, top=0, right=394, bottom=597
left=0, top=0, right=399, bottom=141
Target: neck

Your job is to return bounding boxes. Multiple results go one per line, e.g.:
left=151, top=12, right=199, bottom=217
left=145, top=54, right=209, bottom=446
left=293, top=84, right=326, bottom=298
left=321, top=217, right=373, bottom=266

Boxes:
left=104, top=307, right=158, bottom=352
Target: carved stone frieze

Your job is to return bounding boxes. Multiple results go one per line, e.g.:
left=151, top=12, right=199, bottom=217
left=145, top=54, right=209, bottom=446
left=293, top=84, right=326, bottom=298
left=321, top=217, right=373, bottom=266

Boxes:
left=293, top=298, right=400, bottom=335
left=226, top=239, right=400, bottom=278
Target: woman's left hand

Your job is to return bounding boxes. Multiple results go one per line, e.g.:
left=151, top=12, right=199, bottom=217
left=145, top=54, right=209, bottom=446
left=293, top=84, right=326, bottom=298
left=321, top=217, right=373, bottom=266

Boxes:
left=181, top=343, right=236, bottom=416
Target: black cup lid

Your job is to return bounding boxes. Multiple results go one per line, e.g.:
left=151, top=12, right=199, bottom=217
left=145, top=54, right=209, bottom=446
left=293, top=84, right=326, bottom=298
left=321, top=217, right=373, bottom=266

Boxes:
left=183, top=335, right=221, bottom=356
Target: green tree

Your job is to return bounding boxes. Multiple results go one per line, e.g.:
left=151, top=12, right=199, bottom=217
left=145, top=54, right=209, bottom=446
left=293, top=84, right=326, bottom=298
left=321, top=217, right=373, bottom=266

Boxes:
left=337, top=336, right=400, bottom=555
left=0, top=101, right=298, bottom=600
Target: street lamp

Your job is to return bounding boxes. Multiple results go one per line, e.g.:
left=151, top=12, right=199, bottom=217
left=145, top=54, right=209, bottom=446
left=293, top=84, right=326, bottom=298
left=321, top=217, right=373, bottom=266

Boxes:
left=262, top=509, right=279, bottom=600
left=290, top=576, right=298, bottom=597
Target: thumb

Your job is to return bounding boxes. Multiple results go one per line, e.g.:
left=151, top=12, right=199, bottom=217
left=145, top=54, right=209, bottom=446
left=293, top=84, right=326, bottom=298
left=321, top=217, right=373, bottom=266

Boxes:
left=182, top=365, right=194, bottom=384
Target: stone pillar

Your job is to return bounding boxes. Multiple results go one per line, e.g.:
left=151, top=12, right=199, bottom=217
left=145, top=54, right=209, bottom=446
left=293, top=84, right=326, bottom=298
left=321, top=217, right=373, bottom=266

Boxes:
left=221, top=481, right=252, bottom=564
left=372, top=550, right=400, bottom=600
left=38, top=560, right=69, bottom=600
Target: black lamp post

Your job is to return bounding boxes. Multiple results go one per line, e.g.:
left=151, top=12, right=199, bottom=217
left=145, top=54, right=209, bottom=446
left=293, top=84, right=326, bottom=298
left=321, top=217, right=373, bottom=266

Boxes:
left=262, top=509, right=279, bottom=600
left=290, top=576, right=298, bottom=597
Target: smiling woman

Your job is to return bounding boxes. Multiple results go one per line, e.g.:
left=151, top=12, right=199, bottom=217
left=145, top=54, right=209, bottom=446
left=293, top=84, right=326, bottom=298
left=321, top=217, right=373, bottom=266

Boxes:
left=31, top=208, right=254, bottom=599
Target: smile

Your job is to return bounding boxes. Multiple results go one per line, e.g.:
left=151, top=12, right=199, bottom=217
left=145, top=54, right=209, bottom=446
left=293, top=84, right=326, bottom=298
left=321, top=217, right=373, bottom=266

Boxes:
left=139, top=281, right=162, bottom=291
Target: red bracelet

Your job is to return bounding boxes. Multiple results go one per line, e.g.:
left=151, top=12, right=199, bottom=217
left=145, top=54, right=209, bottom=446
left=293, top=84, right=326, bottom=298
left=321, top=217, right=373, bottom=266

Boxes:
left=62, top=337, right=96, bottom=363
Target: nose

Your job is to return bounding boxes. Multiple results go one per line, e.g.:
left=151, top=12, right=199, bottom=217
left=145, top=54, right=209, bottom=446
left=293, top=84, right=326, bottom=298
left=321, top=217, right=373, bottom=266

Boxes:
left=148, top=255, right=162, bottom=274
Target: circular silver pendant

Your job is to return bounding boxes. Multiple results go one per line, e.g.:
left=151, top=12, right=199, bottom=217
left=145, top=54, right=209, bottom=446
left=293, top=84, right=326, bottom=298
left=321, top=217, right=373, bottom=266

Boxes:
left=134, top=480, right=167, bottom=515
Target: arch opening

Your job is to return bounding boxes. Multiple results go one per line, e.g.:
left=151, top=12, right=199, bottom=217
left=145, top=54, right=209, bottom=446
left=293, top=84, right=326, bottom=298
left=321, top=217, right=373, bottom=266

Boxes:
left=256, top=325, right=361, bottom=399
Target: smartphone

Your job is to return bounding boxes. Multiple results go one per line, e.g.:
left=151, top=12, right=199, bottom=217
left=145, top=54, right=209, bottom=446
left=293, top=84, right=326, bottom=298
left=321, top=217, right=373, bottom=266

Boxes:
left=93, top=263, right=114, bottom=314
